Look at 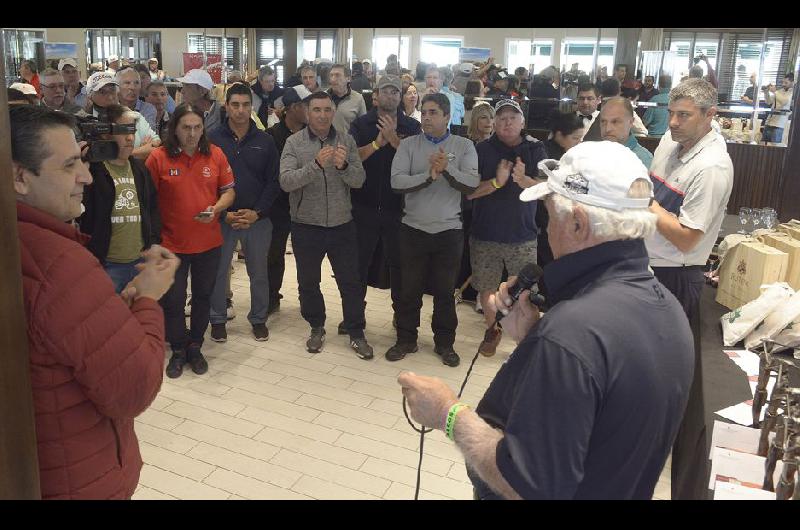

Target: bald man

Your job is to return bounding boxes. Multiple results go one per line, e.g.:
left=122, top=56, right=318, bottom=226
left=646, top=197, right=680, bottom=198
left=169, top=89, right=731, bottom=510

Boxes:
left=599, top=97, right=653, bottom=169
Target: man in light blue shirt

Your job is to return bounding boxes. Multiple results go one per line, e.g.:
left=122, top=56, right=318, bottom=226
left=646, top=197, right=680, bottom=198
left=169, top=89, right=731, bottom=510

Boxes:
left=599, top=96, right=653, bottom=169
left=644, top=76, right=671, bottom=137
left=117, top=67, right=159, bottom=132
left=423, top=65, right=465, bottom=127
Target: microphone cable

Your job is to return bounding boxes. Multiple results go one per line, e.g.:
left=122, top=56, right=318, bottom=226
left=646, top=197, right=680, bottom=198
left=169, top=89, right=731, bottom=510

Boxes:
left=402, top=263, right=543, bottom=500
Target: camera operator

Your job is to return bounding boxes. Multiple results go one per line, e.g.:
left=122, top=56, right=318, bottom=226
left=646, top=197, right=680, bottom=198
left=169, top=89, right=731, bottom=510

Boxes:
left=83, top=71, right=161, bottom=160
left=399, top=142, right=694, bottom=499
left=79, top=104, right=162, bottom=293
left=12, top=105, right=178, bottom=499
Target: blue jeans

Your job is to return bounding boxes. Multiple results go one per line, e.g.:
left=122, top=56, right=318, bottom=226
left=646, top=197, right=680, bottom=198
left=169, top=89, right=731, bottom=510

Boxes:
left=210, top=217, right=273, bottom=325
left=763, top=126, right=784, bottom=143
left=104, top=258, right=144, bottom=294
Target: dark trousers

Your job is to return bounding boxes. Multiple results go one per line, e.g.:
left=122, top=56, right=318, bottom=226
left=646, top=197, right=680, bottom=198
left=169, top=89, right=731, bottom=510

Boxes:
left=352, top=204, right=402, bottom=310
left=291, top=221, right=366, bottom=338
left=395, top=224, right=463, bottom=347
left=160, top=246, right=222, bottom=350
left=267, top=212, right=291, bottom=309
left=653, top=265, right=709, bottom=500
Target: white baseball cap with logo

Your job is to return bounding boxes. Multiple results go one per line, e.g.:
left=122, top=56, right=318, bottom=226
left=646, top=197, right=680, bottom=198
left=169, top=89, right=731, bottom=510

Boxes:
left=107, top=55, right=120, bottom=64
left=177, top=69, right=215, bottom=91
left=10, top=82, right=37, bottom=95
left=86, top=71, right=119, bottom=93
left=519, top=141, right=653, bottom=211
left=57, top=58, right=78, bottom=70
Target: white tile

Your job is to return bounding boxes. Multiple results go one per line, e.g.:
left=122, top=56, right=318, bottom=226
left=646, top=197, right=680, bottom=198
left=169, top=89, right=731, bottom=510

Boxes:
left=136, top=407, right=184, bottom=431
left=295, top=394, right=397, bottom=428
left=134, top=422, right=199, bottom=454
left=347, top=380, right=404, bottom=402
left=131, top=486, right=178, bottom=500
left=271, top=449, right=391, bottom=497
left=225, top=388, right=320, bottom=422
left=148, top=394, right=175, bottom=411
left=334, top=433, right=453, bottom=476
left=237, top=406, right=340, bottom=443
left=329, top=365, right=399, bottom=388
left=653, top=477, right=671, bottom=500
left=290, top=475, right=382, bottom=500
left=278, top=376, right=374, bottom=407
left=263, top=361, right=354, bottom=389
left=187, top=442, right=301, bottom=489
left=162, top=401, right=262, bottom=437
left=138, top=464, right=230, bottom=500
left=157, top=384, right=245, bottom=416
left=253, top=428, right=367, bottom=470
left=214, top=362, right=284, bottom=385
left=172, top=420, right=279, bottom=461
left=184, top=379, right=232, bottom=397
left=382, top=481, right=453, bottom=501
left=211, top=372, right=303, bottom=402
left=139, top=442, right=216, bottom=481
left=203, top=468, right=310, bottom=500
left=359, top=457, right=473, bottom=499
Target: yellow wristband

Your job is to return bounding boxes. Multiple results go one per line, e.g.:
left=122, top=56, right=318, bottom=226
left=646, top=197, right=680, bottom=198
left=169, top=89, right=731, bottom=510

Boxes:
left=445, top=402, right=469, bottom=441
left=372, top=140, right=380, bottom=150
left=491, top=178, right=501, bottom=189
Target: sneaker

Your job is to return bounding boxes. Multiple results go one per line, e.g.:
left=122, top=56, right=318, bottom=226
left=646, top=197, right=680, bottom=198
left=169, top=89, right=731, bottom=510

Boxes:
left=350, top=337, right=374, bottom=360
left=337, top=321, right=347, bottom=335
left=384, top=342, right=418, bottom=362
left=186, top=343, right=208, bottom=375
left=306, top=327, right=326, bottom=353
left=252, top=323, right=269, bottom=341
left=434, top=345, right=461, bottom=367
left=166, top=350, right=187, bottom=379
left=210, top=323, right=227, bottom=342
left=226, top=298, right=235, bottom=320
left=185, top=297, right=192, bottom=317
left=478, top=326, right=502, bottom=357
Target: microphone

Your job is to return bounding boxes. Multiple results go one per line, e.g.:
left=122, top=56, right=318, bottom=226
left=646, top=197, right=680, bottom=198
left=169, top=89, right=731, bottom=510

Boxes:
left=495, top=262, right=544, bottom=324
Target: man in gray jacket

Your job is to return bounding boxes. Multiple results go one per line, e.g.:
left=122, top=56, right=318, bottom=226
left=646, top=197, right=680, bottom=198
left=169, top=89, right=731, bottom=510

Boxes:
left=388, top=93, right=480, bottom=367
left=279, top=91, right=373, bottom=358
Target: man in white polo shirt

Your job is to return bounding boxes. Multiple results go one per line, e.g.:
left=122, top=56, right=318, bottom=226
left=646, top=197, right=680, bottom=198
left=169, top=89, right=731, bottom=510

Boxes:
left=646, top=78, right=733, bottom=501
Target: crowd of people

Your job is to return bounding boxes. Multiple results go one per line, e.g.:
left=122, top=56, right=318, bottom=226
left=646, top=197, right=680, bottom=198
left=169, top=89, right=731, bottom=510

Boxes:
left=10, top=47, right=772, bottom=501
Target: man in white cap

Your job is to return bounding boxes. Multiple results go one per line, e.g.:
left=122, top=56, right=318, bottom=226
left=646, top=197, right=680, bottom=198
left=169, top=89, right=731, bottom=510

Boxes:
left=399, top=141, right=694, bottom=499
left=85, top=71, right=161, bottom=160
left=105, top=55, right=120, bottom=75
left=177, top=68, right=223, bottom=132
left=58, top=58, right=86, bottom=108
left=147, top=57, right=165, bottom=81
left=9, top=82, right=40, bottom=105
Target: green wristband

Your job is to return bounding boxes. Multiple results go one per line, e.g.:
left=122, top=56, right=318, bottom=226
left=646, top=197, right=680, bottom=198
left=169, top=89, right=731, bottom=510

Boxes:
left=445, top=402, right=469, bottom=441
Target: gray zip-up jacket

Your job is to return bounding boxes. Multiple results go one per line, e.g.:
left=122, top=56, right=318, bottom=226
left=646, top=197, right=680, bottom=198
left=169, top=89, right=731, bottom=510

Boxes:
left=279, top=126, right=365, bottom=227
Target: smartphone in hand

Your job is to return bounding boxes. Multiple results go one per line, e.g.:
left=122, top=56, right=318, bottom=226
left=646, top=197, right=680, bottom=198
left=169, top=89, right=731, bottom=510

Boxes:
left=196, top=210, right=214, bottom=219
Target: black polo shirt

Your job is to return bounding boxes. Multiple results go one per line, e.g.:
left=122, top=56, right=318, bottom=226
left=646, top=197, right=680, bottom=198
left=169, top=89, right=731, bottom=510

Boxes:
left=348, top=107, right=421, bottom=212
left=470, top=239, right=694, bottom=499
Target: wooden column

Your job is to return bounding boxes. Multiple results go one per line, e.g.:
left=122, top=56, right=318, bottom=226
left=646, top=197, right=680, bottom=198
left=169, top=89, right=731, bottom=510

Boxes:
left=0, top=39, right=41, bottom=499
left=777, top=82, right=800, bottom=222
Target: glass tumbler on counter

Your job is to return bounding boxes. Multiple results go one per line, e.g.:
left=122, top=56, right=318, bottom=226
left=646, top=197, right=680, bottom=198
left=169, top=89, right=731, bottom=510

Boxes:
left=739, top=207, right=752, bottom=234
left=751, top=208, right=762, bottom=231
left=761, top=208, right=778, bottom=230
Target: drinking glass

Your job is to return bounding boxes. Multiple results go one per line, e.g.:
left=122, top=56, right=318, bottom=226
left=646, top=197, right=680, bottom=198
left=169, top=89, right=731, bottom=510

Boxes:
left=762, top=208, right=778, bottom=230
left=751, top=208, right=762, bottom=231
left=739, top=207, right=752, bottom=234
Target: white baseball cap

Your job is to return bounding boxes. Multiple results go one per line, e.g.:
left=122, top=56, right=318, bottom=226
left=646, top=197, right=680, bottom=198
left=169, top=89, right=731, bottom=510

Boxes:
left=458, top=63, right=474, bottom=74
left=520, top=141, right=653, bottom=211
left=9, top=82, right=37, bottom=95
left=107, top=55, right=120, bottom=64
left=57, top=58, right=78, bottom=70
left=177, top=69, right=214, bottom=91
left=86, top=71, right=119, bottom=93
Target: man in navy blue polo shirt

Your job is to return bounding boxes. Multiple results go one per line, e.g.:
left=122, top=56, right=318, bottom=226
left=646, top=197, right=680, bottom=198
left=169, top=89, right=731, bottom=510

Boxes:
left=399, top=141, right=694, bottom=499
left=344, top=75, right=421, bottom=335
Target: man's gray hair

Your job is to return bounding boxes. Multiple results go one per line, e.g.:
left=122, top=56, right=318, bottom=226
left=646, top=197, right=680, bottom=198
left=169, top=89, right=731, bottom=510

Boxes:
left=601, top=96, right=634, bottom=118
left=549, top=178, right=657, bottom=241
left=669, top=78, right=717, bottom=110
left=115, top=67, right=139, bottom=82
left=258, top=65, right=275, bottom=80
left=41, top=67, right=62, bottom=78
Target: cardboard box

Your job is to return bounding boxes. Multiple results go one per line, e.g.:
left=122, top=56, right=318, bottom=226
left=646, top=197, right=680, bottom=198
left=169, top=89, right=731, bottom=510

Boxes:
left=716, top=241, right=788, bottom=310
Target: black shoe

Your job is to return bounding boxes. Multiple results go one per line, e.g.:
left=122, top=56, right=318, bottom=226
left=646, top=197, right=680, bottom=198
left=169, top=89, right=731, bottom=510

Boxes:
left=186, top=343, right=209, bottom=375
left=350, top=337, right=374, bottom=360
left=434, top=345, right=461, bottom=367
left=166, top=350, right=187, bottom=379
left=252, top=323, right=269, bottom=341
left=337, top=321, right=347, bottom=335
left=267, top=299, right=280, bottom=316
left=384, top=342, right=418, bottom=362
left=306, top=327, right=326, bottom=353
left=210, top=323, right=227, bottom=342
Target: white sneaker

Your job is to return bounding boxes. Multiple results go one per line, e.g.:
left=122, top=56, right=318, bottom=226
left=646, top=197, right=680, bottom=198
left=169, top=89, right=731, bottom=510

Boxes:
left=475, top=299, right=483, bottom=314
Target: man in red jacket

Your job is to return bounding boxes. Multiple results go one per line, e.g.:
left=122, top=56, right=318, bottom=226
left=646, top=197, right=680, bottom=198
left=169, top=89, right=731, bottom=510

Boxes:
left=10, top=105, right=179, bottom=499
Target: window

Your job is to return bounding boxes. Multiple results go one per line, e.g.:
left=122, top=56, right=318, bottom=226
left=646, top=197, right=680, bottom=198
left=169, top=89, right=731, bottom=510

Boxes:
left=372, top=36, right=410, bottom=70
left=506, top=39, right=553, bottom=74
left=87, top=29, right=120, bottom=66
left=561, top=39, right=616, bottom=76
left=2, top=28, right=45, bottom=85
left=187, top=34, right=241, bottom=70
left=420, top=36, right=463, bottom=67
left=302, top=29, right=336, bottom=62
left=256, top=29, right=284, bottom=84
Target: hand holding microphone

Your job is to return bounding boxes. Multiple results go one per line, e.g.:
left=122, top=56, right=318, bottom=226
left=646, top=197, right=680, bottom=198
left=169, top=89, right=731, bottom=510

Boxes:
left=490, top=263, right=543, bottom=344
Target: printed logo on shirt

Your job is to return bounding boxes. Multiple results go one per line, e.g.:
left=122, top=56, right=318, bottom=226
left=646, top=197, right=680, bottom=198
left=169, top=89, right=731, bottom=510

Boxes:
left=202, top=166, right=212, bottom=178
left=114, top=189, right=139, bottom=210
left=169, top=168, right=180, bottom=176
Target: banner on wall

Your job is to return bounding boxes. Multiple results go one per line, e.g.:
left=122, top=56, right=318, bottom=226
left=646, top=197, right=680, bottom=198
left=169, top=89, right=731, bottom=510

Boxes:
left=182, top=52, right=223, bottom=84
left=45, top=42, right=79, bottom=59
left=459, top=47, right=491, bottom=63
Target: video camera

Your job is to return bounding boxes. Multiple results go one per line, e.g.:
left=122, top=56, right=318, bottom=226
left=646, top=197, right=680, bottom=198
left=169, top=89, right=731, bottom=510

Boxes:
left=75, top=113, right=136, bottom=163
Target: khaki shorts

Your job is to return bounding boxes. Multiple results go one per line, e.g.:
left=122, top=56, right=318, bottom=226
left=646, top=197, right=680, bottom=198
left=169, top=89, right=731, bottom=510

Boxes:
left=469, top=237, right=537, bottom=292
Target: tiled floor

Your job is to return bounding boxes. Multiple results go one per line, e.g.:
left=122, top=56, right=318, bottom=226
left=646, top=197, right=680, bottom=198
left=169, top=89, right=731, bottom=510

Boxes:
left=132, top=241, right=671, bottom=500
